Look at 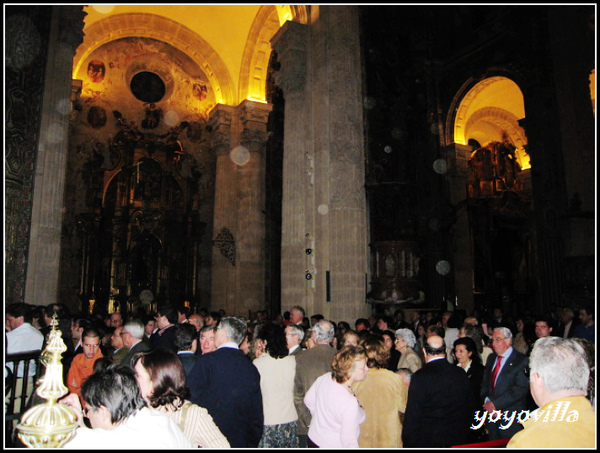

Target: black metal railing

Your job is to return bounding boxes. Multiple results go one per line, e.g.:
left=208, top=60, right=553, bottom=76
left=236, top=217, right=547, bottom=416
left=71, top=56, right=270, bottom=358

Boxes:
left=5, top=350, right=43, bottom=447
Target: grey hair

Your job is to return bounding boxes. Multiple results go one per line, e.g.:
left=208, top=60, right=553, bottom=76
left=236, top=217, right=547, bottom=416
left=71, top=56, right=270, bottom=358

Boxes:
left=529, top=337, right=590, bottom=395
left=493, top=327, right=513, bottom=342
left=218, top=316, right=247, bottom=345
left=124, top=319, right=145, bottom=339
left=287, top=324, right=305, bottom=342
left=313, top=320, right=335, bottom=342
left=530, top=337, right=589, bottom=394
left=395, top=328, right=417, bottom=349
left=291, top=305, right=306, bottom=317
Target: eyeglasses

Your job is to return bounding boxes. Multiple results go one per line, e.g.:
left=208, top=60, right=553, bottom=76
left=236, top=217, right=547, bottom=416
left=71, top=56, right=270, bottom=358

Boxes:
left=492, top=337, right=506, bottom=342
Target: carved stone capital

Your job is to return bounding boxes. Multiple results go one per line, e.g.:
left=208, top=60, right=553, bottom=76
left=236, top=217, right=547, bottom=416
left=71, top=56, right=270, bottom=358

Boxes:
left=239, top=100, right=272, bottom=152
left=208, top=105, right=235, bottom=156
left=271, top=21, right=308, bottom=93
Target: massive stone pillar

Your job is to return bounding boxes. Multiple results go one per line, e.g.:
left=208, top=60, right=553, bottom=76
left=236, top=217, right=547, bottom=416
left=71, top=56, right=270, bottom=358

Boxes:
left=208, top=101, right=271, bottom=317
left=273, top=7, right=369, bottom=322
left=271, top=20, right=311, bottom=314
left=24, top=7, right=85, bottom=306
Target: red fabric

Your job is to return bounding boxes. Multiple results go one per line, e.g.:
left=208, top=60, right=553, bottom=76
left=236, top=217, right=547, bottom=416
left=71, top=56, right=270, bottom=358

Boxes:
left=490, top=355, right=503, bottom=395
left=452, top=438, right=510, bottom=448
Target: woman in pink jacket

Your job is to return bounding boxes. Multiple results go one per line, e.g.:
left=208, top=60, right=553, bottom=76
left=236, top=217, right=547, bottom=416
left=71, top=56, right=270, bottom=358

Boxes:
left=304, top=346, right=368, bottom=448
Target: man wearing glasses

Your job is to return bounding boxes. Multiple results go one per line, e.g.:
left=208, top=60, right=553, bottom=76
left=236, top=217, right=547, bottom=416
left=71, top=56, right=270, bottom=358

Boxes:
left=119, top=319, right=150, bottom=368
left=480, top=327, right=529, bottom=440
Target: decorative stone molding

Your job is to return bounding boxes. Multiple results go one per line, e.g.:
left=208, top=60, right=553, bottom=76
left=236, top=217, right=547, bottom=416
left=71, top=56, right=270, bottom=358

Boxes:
left=207, top=105, right=235, bottom=156
left=213, top=227, right=236, bottom=266
left=271, top=21, right=308, bottom=94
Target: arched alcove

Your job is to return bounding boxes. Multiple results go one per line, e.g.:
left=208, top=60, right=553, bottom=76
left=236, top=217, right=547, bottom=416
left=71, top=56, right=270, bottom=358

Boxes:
left=453, top=76, right=530, bottom=169
left=447, top=75, right=534, bottom=315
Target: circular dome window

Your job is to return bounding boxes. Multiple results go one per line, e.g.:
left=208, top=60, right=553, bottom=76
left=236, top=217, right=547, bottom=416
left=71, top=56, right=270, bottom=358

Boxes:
left=130, top=71, right=166, bottom=103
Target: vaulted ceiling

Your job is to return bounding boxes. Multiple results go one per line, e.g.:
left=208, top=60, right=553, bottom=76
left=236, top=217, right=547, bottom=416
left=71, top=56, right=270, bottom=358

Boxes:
left=74, top=5, right=307, bottom=105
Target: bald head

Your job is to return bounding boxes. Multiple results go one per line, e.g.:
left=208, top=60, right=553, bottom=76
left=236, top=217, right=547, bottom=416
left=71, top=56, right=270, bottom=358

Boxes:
left=427, top=335, right=444, bottom=349
left=423, top=335, right=446, bottom=361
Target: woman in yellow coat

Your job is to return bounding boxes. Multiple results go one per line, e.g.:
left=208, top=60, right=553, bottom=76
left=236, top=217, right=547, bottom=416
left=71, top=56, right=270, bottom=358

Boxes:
left=352, top=333, right=408, bottom=448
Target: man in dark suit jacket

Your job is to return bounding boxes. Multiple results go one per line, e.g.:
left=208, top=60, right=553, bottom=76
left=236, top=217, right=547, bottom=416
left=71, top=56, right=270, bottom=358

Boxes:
left=187, top=316, right=263, bottom=448
left=555, top=308, right=580, bottom=338
left=480, top=327, right=530, bottom=440
left=119, top=319, right=150, bottom=368
left=150, top=305, right=178, bottom=353
left=403, top=335, right=475, bottom=447
left=174, top=323, right=198, bottom=378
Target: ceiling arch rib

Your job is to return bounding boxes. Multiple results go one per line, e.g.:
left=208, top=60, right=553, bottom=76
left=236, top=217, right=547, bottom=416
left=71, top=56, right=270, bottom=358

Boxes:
left=239, top=5, right=280, bottom=103
left=73, top=13, right=236, bottom=105
left=465, top=106, right=528, bottom=151
left=239, top=5, right=309, bottom=103
left=453, top=76, right=525, bottom=146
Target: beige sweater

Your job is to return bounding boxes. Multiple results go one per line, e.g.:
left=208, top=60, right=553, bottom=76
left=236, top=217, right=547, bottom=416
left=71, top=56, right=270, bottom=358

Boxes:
left=159, top=401, right=230, bottom=448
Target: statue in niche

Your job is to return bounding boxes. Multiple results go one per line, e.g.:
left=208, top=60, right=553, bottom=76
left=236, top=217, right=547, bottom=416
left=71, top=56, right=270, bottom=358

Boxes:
left=162, top=125, right=184, bottom=162
left=494, top=140, right=518, bottom=190
left=384, top=254, right=396, bottom=277
left=113, top=111, right=143, bottom=144
left=141, top=103, right=162, bottom=130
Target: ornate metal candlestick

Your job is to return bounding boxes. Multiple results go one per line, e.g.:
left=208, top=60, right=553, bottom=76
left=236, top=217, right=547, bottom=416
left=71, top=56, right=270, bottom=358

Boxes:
left=16, top=314, right=78, bottom=447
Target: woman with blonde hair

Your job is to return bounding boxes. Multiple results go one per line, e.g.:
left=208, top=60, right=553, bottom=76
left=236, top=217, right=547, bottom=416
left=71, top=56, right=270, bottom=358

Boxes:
left=353, top=334, right=408, bottom=447
left=304, top=346, right=368, bottom=448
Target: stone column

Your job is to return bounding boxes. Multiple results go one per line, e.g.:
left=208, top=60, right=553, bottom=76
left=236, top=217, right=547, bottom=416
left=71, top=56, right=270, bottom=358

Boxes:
left=208, top=105, right=238, bottom=315
left=271, top=20, right=312, bottom=313
left=238, top=100, right=272, bottom=315
left=312, top=7, right=368, bottom=322
left=25, top=7, right=85, bottom=305
left=273, top=7, right=369, bottom=322
left=208, top=101, right=271, bottom=317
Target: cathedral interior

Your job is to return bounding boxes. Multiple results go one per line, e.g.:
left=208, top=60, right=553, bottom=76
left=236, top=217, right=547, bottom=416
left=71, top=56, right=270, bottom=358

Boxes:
left=5, top=5, right=595, bottom=323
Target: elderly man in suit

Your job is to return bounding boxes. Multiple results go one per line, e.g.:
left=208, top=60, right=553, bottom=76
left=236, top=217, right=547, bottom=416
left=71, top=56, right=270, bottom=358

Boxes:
left=402, top=335, right=475, bottom=447
left=293, top=319, right=337, bottom=447
left=110, top=326, right=130, bottom=364
left=480, top=326, right=530, bottom=440
left=285, top=323, right=304, bottom=356
left=187, top=316, right=263, bottom=448
left=119, top=319, right=150, bottom=368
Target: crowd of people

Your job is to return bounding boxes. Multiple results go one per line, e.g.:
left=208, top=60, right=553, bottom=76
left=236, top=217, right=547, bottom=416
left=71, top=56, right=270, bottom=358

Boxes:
left=4, top=301, right=596, bottom=448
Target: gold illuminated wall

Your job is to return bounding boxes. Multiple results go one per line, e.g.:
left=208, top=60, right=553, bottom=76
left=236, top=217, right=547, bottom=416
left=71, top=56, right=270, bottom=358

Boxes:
left=76, top=5, right=309, bottom=106
left=453, top=76, right=530, bottom=170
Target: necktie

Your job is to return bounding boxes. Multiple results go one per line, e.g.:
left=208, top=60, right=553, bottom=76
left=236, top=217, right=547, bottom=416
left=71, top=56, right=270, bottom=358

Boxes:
left=490, top=355, right=503, bottom=395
